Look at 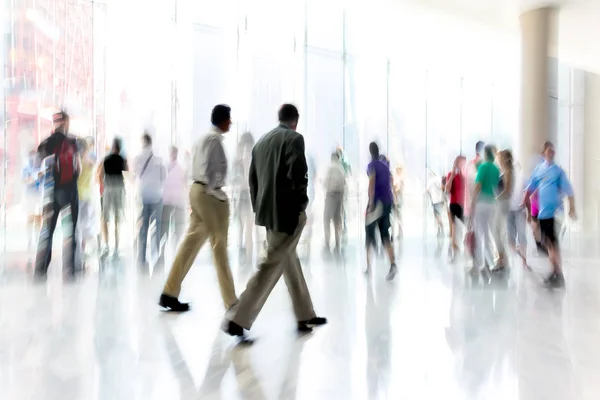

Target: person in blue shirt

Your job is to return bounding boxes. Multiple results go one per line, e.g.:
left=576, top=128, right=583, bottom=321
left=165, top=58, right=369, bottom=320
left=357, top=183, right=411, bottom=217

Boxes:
left=525, top=141, right=576, bottom=287
left=22, top=150, right=42, bottom=252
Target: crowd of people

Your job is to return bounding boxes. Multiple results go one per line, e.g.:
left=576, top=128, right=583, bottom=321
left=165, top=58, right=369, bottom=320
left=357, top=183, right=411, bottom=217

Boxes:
left=22, top=102, right=576, bottom=343
left=428, top=140, right=576, bottom=287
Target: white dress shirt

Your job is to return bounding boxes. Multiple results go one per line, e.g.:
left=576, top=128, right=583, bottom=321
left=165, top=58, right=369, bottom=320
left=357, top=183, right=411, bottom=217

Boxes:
left=192, top=126, right=228, bottom=201
left=134, top=147, right=166, bottom=204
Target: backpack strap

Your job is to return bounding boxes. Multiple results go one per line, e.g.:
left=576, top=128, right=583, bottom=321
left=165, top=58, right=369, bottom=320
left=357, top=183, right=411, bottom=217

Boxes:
left=140, top=154, right=153, bottom=177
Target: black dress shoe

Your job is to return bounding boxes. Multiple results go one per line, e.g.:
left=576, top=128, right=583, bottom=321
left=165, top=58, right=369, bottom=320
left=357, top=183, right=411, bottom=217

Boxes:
left=222, top=320, right=245, bottom=336
left=298, top=316, right=328, bottom=329
left=159, top=294, right=190, bottom=312
left=222, top=320, right=253, bottom=344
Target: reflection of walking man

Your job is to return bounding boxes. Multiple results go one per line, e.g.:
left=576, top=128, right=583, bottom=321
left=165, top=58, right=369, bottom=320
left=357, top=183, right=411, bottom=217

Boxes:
left=223, top=104, right=327, bottom=340
left=159, top=105, right=237, bottom=312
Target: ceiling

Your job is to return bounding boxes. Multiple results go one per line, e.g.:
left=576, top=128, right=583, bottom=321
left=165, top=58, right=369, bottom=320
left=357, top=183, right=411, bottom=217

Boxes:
left=405, top=0, right=600, bottom=72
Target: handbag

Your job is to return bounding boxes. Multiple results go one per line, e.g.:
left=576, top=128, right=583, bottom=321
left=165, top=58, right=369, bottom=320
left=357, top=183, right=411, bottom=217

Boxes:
left=464, top=230, right=476, bottom=257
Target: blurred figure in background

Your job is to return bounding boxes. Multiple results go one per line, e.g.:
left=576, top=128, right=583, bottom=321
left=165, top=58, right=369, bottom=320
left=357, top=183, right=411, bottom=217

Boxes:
left=158, top=146, right=188, bottom=266
left=392, top=165, right=404, bottom=239
left=426, top=170, right=445, bottom=237
left=446, top=155, right=466, bottom=261
left=323, top=151, right=346, bottom=253
left=507, top=161, right=529, bottom=268
left=365, top=142, right=397, bottom=280
left=134, top=133, right=166, bottom=268
left=494, top=149, right=514, bottom=270
left=35, top=110, right=81, bottom=279
left=22, top=149, right=42, bottom=254
left=469, top=145, right=500, bottom=272
left=524, top=141, right=576, bottom=286
left=160, top=104, right=237, bottom=312
left=232, top=132, right=255, bottom=260
left=99, top=138, right=128, bottom=258
left=464, top=141, right=485, bottom=226
left=76, top=139, right=100, bottom=263
left=335, top=146, right=352, bottom=239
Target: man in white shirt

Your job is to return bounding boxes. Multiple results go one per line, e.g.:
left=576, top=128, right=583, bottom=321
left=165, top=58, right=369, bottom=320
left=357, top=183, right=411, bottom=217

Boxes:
left=323, top=152, right=346, bottom=252
left=159, top=104, right=237, bottom=312
left=134, top=133, right=166, bottom=267
left=158, top=146, right=188, bottom=266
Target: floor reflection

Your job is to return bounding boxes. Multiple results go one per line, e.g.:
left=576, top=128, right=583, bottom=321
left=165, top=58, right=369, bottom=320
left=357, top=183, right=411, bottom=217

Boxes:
left=0, top=235, right=599, bottom=399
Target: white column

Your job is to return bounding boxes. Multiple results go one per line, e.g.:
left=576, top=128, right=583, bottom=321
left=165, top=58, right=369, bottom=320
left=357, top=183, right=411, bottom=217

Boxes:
left=519, top=7, right=555, bottom=173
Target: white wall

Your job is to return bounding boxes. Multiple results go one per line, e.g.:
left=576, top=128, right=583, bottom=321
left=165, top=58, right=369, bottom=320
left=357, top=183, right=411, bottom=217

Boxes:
left=583, top=72, right=600, bottom=232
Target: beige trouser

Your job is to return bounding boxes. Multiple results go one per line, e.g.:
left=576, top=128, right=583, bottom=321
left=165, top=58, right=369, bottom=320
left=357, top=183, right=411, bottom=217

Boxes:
left=227, top=212, right=316, bottom=329
left=163, top=184, right=237, bottom=309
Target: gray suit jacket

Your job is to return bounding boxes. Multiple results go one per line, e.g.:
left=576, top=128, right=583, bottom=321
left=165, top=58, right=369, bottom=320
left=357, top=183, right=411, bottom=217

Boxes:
left=249, top=123, right=309, bottom=235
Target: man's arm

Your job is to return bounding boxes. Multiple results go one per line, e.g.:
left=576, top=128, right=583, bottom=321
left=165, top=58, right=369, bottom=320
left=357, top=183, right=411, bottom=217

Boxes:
left=559, top=169, right=576, bottom=219
left=286, top=134, right=309, bottom=213
left=248, top=151, right=258, bottom=212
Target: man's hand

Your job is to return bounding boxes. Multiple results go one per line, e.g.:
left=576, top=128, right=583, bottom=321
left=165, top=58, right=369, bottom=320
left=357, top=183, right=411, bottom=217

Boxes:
left=569, top=208, right=577, bottom=221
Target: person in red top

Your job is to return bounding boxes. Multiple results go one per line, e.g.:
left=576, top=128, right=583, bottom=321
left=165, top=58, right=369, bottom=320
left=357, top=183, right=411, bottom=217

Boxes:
left=445, top=155, right=466, bottom=260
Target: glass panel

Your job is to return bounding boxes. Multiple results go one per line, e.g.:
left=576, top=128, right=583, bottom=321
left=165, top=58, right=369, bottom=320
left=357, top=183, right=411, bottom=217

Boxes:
left=306, top=0, right=343, bottom=51
left=389, top=65, right=427, bottom=238
left=190, top=26, right=238, bottom=158
left=425, top=71, right=461, bottom=237
left=240, top=0, right=298, bottom=137
left=461, top=75, right=493, bottom=156
left=304, top=51, right=344, bottom=244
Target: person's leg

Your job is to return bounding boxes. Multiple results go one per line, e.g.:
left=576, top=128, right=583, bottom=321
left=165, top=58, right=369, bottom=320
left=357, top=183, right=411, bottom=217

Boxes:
left=493, top=200, right=508, bottom=267
left=65, top=188, right=79, bottom=273
left=152, top=201, right=163, bottom=260
left=365, top=222, right=377, bottom=273
left=197, top=191, right=237, bottom=309
left=473, top=202, right=487, bottom=269
left=323, top=194, right=332, bottom=250
left=540, top=218, right=561, bottom=276
left=137, top=203, right=151, bottom=265
left=448, top=206, right=456, bottom=248
left=378, top=205, right=396, bottom=279
left=515, top=210, right=529, bottom=267
left=35, top=200, right=61, bottom=276
left=333, top=194, right=343, bottom=251
left=162, top=186, right=209, bottom=299
left=172, top=206, right=186, bottom=247
left=282, top=248, right=317, bottom=323
left=227, top=214, right=307, bottom=329
left=159, top=205, right=173, bottom=263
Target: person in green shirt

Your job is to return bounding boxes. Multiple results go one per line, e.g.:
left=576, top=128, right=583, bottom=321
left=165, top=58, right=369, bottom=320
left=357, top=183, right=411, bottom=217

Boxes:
left=469, top=145, right=500, bottom=271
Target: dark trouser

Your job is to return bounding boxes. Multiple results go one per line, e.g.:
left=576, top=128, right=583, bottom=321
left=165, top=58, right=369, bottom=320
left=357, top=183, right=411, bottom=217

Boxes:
left=227, top=213, right=316, bottom=329
left=35, top=186, right=79, bottom=275
left=159, top=205, right=186, bottom=260
left=138, top=201, right=163, bottom=265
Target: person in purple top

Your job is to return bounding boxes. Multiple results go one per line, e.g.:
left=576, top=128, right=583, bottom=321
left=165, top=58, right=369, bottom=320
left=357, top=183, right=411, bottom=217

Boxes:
left=365, top=142, right=397, bottom=280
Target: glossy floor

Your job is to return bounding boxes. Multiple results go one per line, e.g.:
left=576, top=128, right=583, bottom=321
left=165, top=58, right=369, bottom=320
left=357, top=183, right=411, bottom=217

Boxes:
left=1, top=234, right=600, bottom=400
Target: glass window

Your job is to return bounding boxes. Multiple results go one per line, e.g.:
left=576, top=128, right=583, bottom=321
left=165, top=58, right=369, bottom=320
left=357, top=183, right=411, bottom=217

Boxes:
left=306, top=0, right=343, bottom=51
left=426, top=70, right=461, bottom=177
left=389, top=65, right=427, bottom=238
left=240, top=0, right=298, bottom=137
left=461, top=75, right=493, bottom=155
left=190, top=25, right=238, bottom=158
left=305, top=51, right=344, bottom=169
left=345, top=57, right=388, bottom=174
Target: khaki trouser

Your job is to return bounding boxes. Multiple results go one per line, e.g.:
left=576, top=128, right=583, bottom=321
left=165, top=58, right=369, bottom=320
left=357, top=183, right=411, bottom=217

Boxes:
left=227, top=212, right=316, bottom=329
left=163, top=184, right=237, bottom=309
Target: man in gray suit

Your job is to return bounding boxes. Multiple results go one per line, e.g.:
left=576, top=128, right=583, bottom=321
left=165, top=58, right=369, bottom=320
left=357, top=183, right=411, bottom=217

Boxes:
left=223, top=104, right=327, bottom=341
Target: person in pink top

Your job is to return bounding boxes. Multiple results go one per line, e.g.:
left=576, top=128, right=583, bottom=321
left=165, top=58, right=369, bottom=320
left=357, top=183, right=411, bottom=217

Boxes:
left=158, top=146, right=188, bottom=266
left=463, top=141, right=485, bottom=225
